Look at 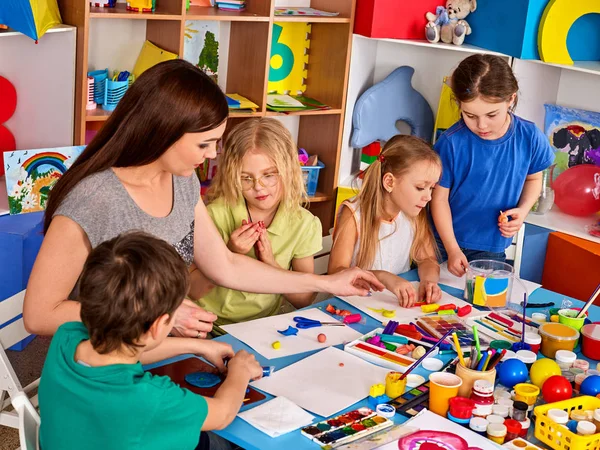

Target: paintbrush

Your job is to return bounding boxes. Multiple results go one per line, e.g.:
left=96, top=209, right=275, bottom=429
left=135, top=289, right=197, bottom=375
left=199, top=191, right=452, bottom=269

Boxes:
left=521, top=293, right=527, bottom=344
left=576, top=283, right=600, bottom=318
left=400, top=328, right=455, bottom=380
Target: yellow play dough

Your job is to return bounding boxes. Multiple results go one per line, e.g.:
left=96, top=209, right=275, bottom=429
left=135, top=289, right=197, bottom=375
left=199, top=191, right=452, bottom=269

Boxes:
left=272, top=341, right=281, bottom=349
left=538, top=0, right=600, bottom=65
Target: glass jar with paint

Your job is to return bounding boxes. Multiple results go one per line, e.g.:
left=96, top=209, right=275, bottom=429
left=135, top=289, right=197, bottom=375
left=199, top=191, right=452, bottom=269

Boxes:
left=487, top=423, right=507, bottom=444
left=463, top=259, right=515, bottom=308
left=470, top=380, right=495, bottom=417
left=511, top=401, right=528, bottom=422
left=555, top=350, right=577, bottom=370
left=538, top=322, right=580, bottom=358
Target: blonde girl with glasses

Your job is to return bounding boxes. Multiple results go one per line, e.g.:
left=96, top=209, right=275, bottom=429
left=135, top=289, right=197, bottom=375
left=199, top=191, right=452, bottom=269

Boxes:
left=196, top=118, right=322, bottom=330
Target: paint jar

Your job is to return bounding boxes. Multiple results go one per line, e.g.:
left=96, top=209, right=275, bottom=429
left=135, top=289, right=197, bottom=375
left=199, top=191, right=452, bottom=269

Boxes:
left=577, top=420, right=597, bottom=436
left=558, top=309, right=586, bottom=333
left=497, top=398, right=514, bottom=411
left=455, top=358, right=497, bottom=398
left=487, top=415, right=505, bottom=425
left=538, top=322, right=579, bottom=358
left=561, top=371, right=576, bottom=390
left=573, top=359, right=590, bottom=371
left=385, top=372, right=407, bottom=398
left=504, top=418, right=522, bottom=442
left=547, top=408, right=569, bottom=425
left=490, top=340, right=513, bottom=351
left=524, top=332, right=541, bottom=354
left=487, top=423, right=507, bottom=444
left=502, top=350, right=517, bottom=361
left=376, top=404, right=396, bottom=419
left=429, top=372, right=462, bottom=417
left=515, top=350, right=537, bottom=371
left=448, top=396, right=476, bottom=420
left=593, top=409, right=600, bottom=430
left=469, top=417, right=489, bottom=436
left=512, top=342, right=532, bottom=353
left=587, top=369, right=600, bottom=377
left=555, top=350, right=577, bottom=370
left=492, top=404, right=509, bottom=418
left=470, top=380, right=495, bottom=417
left=581, top=324, right=600, bottom=361
left=447, top=411, right=472, bottom=427
left=575, top=373, right=588, bottom=394
left=531, top=312, right=547, bottom=324
left=518, top=417, right=530, bottom=438
left=512, top=401, right=528, bottom=422
left=464, top=259, right=514, bottom=308
left=571, top=410, right=590, bottom=422
left=513, top=383, right=540, bottom=407
left=569, top=367, right=585, bottom=377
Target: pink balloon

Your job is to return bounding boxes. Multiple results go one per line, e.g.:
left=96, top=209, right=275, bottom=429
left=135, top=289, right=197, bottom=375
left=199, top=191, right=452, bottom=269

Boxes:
left=553, top=164, right=600, bottom=216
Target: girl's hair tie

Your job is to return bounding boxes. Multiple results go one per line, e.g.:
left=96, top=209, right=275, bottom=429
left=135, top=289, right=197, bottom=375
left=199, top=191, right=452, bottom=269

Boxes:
left=377, top=154, right=385, bottom=163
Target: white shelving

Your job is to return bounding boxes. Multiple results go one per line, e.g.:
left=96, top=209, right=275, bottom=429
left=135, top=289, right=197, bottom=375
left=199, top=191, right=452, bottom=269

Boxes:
left=526, top=210, right=600, bottom=245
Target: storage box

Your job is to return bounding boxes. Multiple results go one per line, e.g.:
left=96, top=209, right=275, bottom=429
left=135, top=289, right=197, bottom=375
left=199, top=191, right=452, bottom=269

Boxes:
left=354, top=0, right=441, bottom=40
left=301, top=161, right=324, bottom=197
left=542, top=232, right=600, bottom=302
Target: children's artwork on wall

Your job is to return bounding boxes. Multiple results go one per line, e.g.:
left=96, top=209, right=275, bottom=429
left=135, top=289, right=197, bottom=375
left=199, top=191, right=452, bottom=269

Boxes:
left=544, top=104, right=600, bottom=171
left=184, top=21, right=220, bottom=83
left=268, top=22, right=310, bottom=95
left=3, top=146, right=85, bottom=215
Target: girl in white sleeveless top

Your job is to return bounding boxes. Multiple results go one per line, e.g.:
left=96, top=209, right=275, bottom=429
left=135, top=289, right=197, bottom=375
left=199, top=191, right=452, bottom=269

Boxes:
left=329, top=135, right=443, bottom=307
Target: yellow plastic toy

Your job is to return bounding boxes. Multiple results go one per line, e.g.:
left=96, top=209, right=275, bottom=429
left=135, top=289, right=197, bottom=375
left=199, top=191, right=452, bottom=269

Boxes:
left=538, top=0, right=600, bottom=65
left=529, top=358, right=561, bottom=388
left=268, top=22, right=310, bottom=94
left=369, top=383, right=385, bottom=397
left=421, top=304, right=440, bottom=313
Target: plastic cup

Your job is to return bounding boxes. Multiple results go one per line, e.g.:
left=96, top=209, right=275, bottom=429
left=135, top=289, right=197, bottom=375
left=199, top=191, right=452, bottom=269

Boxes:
left=558, top=309, right=586, bottom=333
left=429, top=372, right=463, bottom=417
left=455, top=357, right=497, bottom=398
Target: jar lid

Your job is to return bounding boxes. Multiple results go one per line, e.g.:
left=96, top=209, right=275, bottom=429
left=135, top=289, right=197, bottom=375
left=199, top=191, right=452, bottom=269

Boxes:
left=573, top=359, right=590, bottom=370
left=492, top=404, right=509, bottom=417
left=548, top=408, right=569, bottom=424
left=539, top=322, right=580, bottom=341
left=504, top=418, right=522, bottom=434
left=473, top=379, right=494, bottom=394
left=516, top=350, right=537, bottom=364
left=490, top=339, right=512, bottom=350
left=514, top=383, right=540, bottom=397
left=571, top=410, right=589, bottom=421
left=513, top=401, right=528, bottom=411
left=587, top=369, right=600, bottom=377
left=594, top=408, right=600, bottom=422
left=524, top=331, right=541, bottom=344
left=503, top=350, right=517, bottom=361
left=555, top=350, right=577, bottom=363
left=497, top=398, right=514, bottom=408
left=486, top=423, right=507, bottom=437
left=486, top=414, right=505, bottom=424
left=581, top=324, right=600, bottom=340
left=577, top=420, right=597, bottom=436
left=469, top=417, right=489, bottom=432
left=519, top=417, right=531, bottom=429
left=561, top=370, right=575, bottom=382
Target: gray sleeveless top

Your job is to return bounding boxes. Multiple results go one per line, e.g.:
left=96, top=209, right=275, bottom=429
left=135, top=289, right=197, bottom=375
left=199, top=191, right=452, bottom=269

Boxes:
left=54, top=169, right=199, bottom=265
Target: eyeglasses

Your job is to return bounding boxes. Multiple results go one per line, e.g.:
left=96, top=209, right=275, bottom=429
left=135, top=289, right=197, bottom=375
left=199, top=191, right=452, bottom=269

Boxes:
left=240, top=173, right=280, bottom=191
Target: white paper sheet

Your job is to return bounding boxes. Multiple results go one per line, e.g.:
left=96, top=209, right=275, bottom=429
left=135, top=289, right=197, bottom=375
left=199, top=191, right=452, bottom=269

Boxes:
left=250, top=347, right=390, bottom=418
left=338, top=281, right=478, bottom=323
left=237, top=396, right=315, bottom=438
left=221, top=309, right=362, bottom=360
left=373, top=410, right=493, bottom=449
left=439, top=261, right=466, bottom=290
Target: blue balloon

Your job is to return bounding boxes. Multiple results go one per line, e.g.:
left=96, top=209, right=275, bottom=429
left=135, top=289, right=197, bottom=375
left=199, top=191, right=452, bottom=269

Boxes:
left=497, top=358, right=528, bottom=388
left=580, top=375, right=600, bottom=397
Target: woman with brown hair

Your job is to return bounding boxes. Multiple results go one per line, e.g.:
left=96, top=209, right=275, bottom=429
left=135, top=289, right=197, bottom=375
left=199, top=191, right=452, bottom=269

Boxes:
left=24, top=59, right=383, bottom=341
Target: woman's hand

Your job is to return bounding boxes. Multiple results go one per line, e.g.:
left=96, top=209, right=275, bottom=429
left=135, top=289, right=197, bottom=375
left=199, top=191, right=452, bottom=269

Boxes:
left=227, top=220, right=260, bottom=255
left=192, top=341, right=235, bottom=373
left=170, top=299, right=217, bottom=338
left=323, top=267, right=385, bottom=297
left=447, top=248, right=469, bottom=277
left=418, top=280, right=442, bottom=304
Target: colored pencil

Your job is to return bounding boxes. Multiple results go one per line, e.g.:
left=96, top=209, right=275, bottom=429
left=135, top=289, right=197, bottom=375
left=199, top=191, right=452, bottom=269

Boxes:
left=482, top=349, right=496, bottom=371
left=476, top=350, right=490, bottom=371
left=472, top=325, right=481, bottom=363
left=487, top=349, right=507, bottom=370
left=576, top=283, right=600, bottom=318
left=452, top=332, right=466, bottom=368
left=400, top=328, right=455, bottom=380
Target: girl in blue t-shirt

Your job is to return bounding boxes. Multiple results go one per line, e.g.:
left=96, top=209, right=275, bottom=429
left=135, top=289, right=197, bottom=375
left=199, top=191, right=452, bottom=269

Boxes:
left=431, top=54, right=554, bottom=277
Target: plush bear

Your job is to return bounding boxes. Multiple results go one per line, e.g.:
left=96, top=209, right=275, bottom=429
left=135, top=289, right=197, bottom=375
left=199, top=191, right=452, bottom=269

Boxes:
left=425, top=0, right=477, bottom=46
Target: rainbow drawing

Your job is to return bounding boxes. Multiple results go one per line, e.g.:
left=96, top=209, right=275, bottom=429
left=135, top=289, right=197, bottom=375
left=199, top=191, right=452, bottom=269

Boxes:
left=3, top=146, right=85, bottom=215
left=21, top=152, right=69, bottom=177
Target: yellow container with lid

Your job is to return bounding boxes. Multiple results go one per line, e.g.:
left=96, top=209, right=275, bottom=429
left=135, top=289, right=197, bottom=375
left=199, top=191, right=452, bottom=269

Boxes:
left=538, top=322, right=579, bottom=358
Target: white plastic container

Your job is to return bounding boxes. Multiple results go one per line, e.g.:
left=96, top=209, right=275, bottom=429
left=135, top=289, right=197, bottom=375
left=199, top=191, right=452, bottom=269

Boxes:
left=555, top=350, right=577, bottom=370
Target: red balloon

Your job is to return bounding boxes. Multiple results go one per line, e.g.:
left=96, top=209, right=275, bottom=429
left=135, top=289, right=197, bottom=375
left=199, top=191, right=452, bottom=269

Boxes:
left=542, top=375, right=573, bottom=403
left=553, top=164, right=600, bottom=216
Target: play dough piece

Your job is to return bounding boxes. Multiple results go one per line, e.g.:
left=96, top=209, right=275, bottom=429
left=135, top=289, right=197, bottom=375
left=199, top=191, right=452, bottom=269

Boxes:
left=499, top=211, right=509, bottom=223
left=318, top=333, right=327, bottom=343
left=184, top=372, right=221, bottom=388
left=539, top=0, right=600, bottom=65
left=272, top=341, right=281, bottom=349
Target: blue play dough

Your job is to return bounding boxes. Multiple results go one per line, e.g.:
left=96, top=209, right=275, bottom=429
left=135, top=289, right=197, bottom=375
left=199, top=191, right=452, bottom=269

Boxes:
left=185, top=372, right=221, bottom=388
left=277, top=326, right=299, bottom=336
left=351, top=66, right=434, bottom=148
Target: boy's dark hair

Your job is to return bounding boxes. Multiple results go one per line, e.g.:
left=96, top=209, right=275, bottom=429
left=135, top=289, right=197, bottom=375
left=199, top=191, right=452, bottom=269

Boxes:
left=79, top=232, right=189, bottom=354
left=451, top=54, right=519, bottom=111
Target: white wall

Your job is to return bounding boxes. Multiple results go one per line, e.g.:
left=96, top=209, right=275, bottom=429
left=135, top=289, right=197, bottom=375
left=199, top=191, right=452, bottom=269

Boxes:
left=88, top=19, right=147, bottom=73
left=0, top=26, right=75, bottom=149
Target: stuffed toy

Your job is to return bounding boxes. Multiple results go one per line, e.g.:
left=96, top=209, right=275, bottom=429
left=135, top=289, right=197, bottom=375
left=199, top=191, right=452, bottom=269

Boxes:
left=425, top=0, right=477, bottom=46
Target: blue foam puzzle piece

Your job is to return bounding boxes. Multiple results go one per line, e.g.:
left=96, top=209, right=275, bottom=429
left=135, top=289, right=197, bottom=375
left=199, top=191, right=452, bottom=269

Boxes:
left=351, top=66, right=434, bottom=148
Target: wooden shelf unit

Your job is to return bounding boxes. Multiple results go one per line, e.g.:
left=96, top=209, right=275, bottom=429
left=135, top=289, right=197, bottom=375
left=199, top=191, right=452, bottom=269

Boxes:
left=57, top=0, right=355, bottom=232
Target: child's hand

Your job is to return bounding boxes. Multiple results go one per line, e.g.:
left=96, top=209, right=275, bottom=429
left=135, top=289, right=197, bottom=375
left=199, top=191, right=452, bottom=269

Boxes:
left=418, top=280, right=442, bottom=304
left=256, top=231, right=278, bottom=268
left=195, top=341, right=235, bottom=373
left=498, top=208, right=525, bottom=238
left=385, top=275, right=417, bottom=308
left=227, top=350, right=263, bottom=381
left=227, top=220, right=260, bottom=254
left=447, top=248, right=469, bottom=277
